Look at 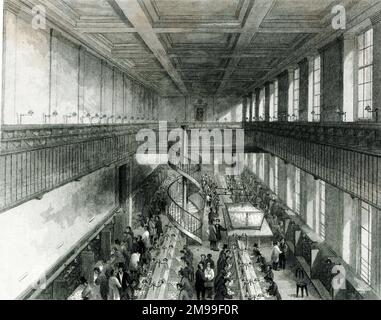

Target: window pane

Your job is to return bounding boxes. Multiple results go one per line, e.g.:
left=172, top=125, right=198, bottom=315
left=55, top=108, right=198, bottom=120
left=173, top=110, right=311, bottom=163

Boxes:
left=361, top=229, right=369, bottom=248
left=358, top=69, right=364, bottom=84
left=358, top=33, right=365, bottom=50
left=359, top=51, right=364, bottom=67
left=358, top=84, right=364, bottom=101
left=364, top=83, right=372, bottom=101
left=365, top=66, right=372, bottom=83
left=365, top=29, right=372, bottom=47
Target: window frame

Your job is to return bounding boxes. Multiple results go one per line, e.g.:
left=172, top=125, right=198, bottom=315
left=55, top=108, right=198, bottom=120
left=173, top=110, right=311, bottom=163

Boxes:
left=312, top=55, right=321, bottom=122
left=274, top=80, right=279, bottom=121
left=293, top=68, right=300, bottom=121
left=357, top=28, right=373, bottom=121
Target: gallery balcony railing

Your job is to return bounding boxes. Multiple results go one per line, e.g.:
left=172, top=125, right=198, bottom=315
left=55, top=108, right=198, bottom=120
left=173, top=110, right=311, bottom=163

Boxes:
left=244, top=121, right=381, bottom=154
left=0, top=121, right=241, bottom=213
left=244, top=121, right=381, bottom=210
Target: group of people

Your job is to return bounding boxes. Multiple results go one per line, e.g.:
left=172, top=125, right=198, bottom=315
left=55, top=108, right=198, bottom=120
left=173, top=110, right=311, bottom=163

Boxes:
left=252, top=243, right=282, bottom=300
left=177, top=245, right=235, bottom=301
left=240, top=169, right=287, bottom=239
left=237, top=170, right=307, bottom=300
left=201, top=174, right=228, bottom=251
left=82, top=211, right=164, bottom=300
left=201, top=173, right=221, bottom=224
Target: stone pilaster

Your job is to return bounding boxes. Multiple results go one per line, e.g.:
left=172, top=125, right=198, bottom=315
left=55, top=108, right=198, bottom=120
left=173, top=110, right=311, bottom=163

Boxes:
left=80, top=250, right=95, bottom=284
left=263, top=83, right=270, bottom=122
left=100, top=227, right=112, bottom=262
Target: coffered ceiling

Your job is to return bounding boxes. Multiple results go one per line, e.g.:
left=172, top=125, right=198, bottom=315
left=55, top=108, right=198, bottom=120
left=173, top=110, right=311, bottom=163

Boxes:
left=12, top=0, right=379, bottom=97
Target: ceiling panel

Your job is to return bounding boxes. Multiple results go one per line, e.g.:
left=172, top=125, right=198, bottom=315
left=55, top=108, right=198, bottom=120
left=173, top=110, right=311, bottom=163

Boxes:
left=269, top=0, right=335, bottom=17
left=63, top=0, right=120, bottom=17
left=150, top=0, right=242, bottom=18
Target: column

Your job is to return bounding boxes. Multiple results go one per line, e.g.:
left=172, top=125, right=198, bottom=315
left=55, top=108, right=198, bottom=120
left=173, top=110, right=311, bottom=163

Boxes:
left=113, top=210, right=125, bottom=242
left=269, top=83, right=274, bottom=121
left=100, top=227, right=112, bottom=262
left=278, top=71, right=289, bottom=121
left=242, top=96, right=247, bottom=122
left=249, top=94, right=253, bottom=122
left=264, top=82, right=271, bottom=121
left=299, top=59, right=309, bottom=121
left=80, top=250, right=95, bottom=284
left=254, top=88, right=260, bottom=119
left=371, top=12, right=381, bottom=122
left=343, top=33, right=357, bottom=122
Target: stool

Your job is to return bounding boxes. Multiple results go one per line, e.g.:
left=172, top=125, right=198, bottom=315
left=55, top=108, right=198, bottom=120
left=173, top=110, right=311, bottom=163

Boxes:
left=295, top=267, right=308, bottom=298
left=296, top=282, right=309, bottom=298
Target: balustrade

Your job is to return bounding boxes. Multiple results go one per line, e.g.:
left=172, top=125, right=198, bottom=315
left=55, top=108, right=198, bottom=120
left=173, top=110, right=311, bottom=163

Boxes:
left=245, top=122, right=381, bottom=209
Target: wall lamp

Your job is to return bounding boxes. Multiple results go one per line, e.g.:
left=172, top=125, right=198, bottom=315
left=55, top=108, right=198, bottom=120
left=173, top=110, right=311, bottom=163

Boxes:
left=63, top=112, right=77, bottom=124
left=90, top=113, right=100, bottom=124
left=365, top=105, right=378, bottom=114
left=107, top=115, right=114, bottom=124
left=81, top=112, right=91, bottom=123
left=335, top=108, right=347, bottom=121
left=43, top=111, right=58, bottom=124
left=18, top=110, right=34, bottom=124
left=98, top=114, right=107, bottom=123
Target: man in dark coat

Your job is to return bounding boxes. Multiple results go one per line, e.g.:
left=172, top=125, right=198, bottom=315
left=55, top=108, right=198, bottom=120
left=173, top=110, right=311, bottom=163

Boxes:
left=267, top=279, right=282, bottom=300
left=214, top=219, right=227, bottom=248
left=208, top=222, right=218, bottom=251
left=195, top=263, right=206, bottom=300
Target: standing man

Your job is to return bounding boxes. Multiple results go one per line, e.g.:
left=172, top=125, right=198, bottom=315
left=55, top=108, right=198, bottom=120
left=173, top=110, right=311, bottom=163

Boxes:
left=208, top=220, right=218, bottom=251
left=270, top=241, right=281, bottom=271
left=279, top=238, right=288, bottom=270
left=215, top=219, right=227, bottom=249
left=195, top=263, right=206, bottom=300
